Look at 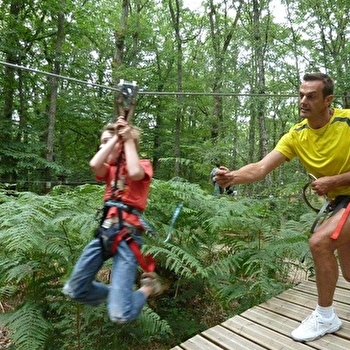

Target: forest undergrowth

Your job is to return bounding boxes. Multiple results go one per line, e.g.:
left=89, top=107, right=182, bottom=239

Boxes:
left=0, top=180, right=313, bottom=349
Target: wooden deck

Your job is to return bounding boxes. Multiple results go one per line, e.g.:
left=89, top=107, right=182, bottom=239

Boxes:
left=171, top=274, right=350, bottom=350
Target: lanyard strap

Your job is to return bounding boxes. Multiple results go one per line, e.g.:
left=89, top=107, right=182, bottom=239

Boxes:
left=111, top=227, right=156, bottom=272
left=104, top=200, right=156, bottom=234
left=331, top=201, right=350, bottom=240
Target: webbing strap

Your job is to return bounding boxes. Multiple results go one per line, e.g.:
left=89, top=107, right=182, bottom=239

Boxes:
left=330, top=201, right=350, bottom=240
left=105, top=200, right=156, bottom=234
left=111, top=228, right=156, bottom=272
left=310, top=200, right=332, bottom=233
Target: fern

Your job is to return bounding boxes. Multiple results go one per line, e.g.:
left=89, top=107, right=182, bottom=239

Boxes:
left=0, top=179, right=312, bottom=348
left=134, top=305, right=172, bottom=339
left=0, top=302, right=51, bottom=350
left=144, top=243, right=209, bottom=278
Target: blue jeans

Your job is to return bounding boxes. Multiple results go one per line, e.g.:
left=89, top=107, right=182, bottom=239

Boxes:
left=62, top=226, right=146, bottom=323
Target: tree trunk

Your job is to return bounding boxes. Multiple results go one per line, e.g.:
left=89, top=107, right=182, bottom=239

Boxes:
left=44, top=1, right=66, bottom=192
left=252, top=0, right=268, bottom=160
left=0, top=0, right=22, bottom=183
left=208, top=0, right=243, bottom=141
left=169, top=0, right=183, bottom=178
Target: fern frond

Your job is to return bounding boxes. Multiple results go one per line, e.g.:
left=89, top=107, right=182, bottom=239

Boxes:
left=0, top=285, right=18, bottom=299
left=137, top=305, right=172, bottom=337
left=0, top=302, right=50, bottom=350
left=144, top=243, right=208, bottom=278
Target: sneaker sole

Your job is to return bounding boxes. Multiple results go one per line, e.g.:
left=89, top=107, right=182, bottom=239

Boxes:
left=292, top=323, right=342, bottom=342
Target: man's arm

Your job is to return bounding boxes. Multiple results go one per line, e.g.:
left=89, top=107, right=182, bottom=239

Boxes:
left=215, top=150, right=287, bottom=188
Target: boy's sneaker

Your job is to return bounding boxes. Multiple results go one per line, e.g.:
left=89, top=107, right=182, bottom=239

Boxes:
left=291, top=311, right=342, bottom=342
left=140, top=272, right=168, bottom=297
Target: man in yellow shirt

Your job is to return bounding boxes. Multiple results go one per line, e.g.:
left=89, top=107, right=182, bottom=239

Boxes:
left=215, top=72, right=350, bottom=342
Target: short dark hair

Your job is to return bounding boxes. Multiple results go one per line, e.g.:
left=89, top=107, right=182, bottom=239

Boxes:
left=303, top=73, right=334, bottom=97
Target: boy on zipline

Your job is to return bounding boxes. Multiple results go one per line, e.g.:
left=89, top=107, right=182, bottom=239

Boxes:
left=63, top=116, right=166, bottom=323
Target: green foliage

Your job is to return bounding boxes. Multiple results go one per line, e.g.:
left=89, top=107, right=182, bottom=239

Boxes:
left=0, top=302, right=51, bottom=350
left=0, top=179, right=313, bottom=348
left=1, top=0, right=349, bottom=192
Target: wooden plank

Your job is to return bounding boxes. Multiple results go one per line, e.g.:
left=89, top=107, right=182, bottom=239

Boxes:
left=242, top=305, right=350, bottom=349
left=222, top=315, right=310, bottom=349
left=308, top=273, right=349, bottom=289
left=310, top=334, right=350, bottom=350
left=276, top=288, right=316, bottom=308
left=331, top=279, right=350, bottom=290
left=294, top=281, right=350, bottom=305
left=202, top=325, right=266, bottom=350
left=177, top=334, right=223, bottom=350
left=170, top=273, right=350, bottom=350
left=242, top=305, right=300, bottom=330
left=260, top=295, right=312, bottom=320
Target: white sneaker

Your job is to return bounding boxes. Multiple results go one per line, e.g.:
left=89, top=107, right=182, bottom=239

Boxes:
left=291, top=311, right=342, bottom=342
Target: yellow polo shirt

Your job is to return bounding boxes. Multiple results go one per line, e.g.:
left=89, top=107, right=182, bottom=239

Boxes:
left=274, top=108, right=350, bottom=199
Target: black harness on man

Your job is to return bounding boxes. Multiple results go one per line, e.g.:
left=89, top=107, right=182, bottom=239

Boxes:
left=95, top=80, right=156, bottom=272
left=302, top=173, right=350, bottom=237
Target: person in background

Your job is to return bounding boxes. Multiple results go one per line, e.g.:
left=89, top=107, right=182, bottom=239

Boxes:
left=63, top=116, right=166, bottom=323
left=210, top=163, right=225, bottom=196
left=215, top=72, right=350, bottom=342
left=210, top=163, right=236, bottom=196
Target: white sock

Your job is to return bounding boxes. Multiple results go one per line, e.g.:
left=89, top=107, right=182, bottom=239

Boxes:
left=315, top=304, right=333, bottom=319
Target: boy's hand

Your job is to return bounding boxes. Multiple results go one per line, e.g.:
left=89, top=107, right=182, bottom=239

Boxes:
left=115, top=116, right=137, bottom=142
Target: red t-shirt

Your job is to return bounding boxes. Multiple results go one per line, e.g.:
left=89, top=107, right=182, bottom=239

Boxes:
left=97, top=159, right=153, bottom=228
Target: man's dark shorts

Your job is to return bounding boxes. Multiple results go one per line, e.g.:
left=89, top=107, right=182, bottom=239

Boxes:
left=331, top=195, right=350, bottom=216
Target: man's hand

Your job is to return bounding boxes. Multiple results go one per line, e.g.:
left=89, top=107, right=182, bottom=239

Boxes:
left=311, top=176, right=333, bottom=196
left=215, top=166, right=235, bottom=188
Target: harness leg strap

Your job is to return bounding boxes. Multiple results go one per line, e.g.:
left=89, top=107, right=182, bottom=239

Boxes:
left=114, top=229, right=156, bottom=272
left=330, top=202, right=350, bottom=240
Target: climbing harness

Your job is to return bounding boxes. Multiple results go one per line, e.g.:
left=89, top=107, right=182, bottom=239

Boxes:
left=331, top=202, right=350, bottom=239
left=302, top=173, right=334, bottom=233
left=302, top=174, right=350, bottom=237
left=95, top=222, right=156, bottom=271
left=104, top=200, right=156, bottom=234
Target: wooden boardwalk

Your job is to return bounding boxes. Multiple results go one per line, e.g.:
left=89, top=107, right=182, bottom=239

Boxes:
left=171, top=274, right=350, bottom=350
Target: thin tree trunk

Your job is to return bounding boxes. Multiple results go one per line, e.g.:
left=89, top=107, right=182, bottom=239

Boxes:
left=169, top=0, right=183, bottom=178
left=208, top=0, right=243, bottom=141
left=252, top=0, right=268, bottom=160
left=45, top=1, right=65, bottom=192
left=1, top=0, right=22, bottom=183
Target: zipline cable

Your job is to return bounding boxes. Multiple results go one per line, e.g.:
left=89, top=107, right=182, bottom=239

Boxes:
left=0, top=60, right=299, bottom=98
left=0, top=60, right=120, bottom=93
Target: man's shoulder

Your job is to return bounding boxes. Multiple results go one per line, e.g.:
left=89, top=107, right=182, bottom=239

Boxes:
left=333, top=108, right=350, bottom=118
left=289, top=119, right=308, bottom=133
